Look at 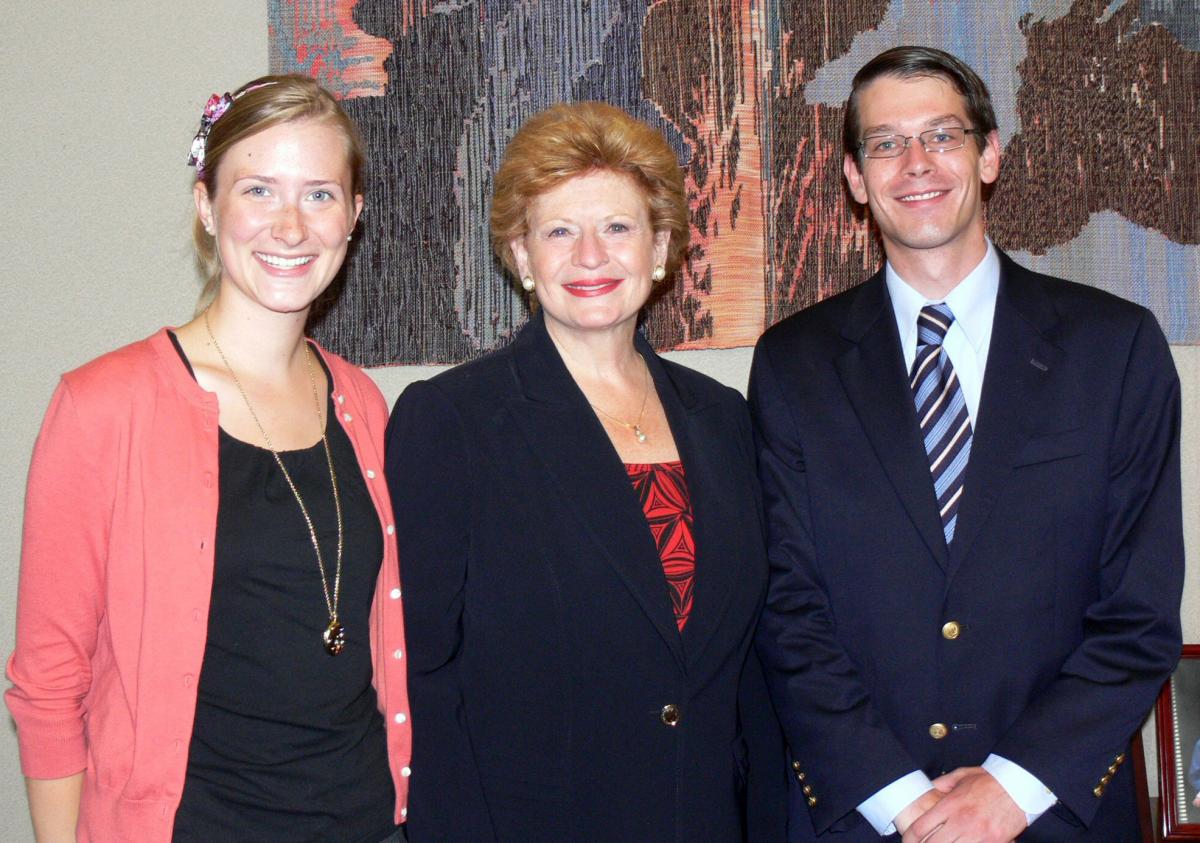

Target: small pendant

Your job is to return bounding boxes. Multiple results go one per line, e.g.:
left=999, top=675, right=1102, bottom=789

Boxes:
left=323, top=618, right=346, bottom=655
left=633, top=425, right=648, bottom=443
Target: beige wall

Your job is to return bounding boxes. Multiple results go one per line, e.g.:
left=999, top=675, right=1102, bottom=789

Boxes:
left=1, top=3, right=1195, bottom=837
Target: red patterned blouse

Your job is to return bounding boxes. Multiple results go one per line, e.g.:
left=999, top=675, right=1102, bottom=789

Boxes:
left=624, top=461, right=696, bottom=632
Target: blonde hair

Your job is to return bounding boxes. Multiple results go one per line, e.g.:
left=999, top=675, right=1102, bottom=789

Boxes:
left=191, top=74, right=365, bottom=311
left=490, top=101, right=689, bottom=282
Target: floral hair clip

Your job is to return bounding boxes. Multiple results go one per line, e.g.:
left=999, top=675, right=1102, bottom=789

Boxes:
left=186, top=82, right=280, bottom=179
left=187, top=92, right=234, bottom=178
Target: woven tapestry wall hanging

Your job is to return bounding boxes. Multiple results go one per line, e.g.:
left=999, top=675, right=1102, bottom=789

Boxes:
left=270, top=0, right=1199, bottom=365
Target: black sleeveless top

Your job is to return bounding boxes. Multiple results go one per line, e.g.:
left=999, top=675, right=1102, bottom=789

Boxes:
left=168, top=334, right=397, bottom=843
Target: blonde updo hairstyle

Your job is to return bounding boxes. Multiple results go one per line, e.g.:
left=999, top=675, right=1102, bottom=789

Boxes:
left=490, top=101, right=689, bottom=287
left=191, top=74, right=365, bottom=311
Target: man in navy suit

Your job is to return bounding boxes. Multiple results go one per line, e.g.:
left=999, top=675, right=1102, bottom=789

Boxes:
left=750, top=46, right=1183, bottom=842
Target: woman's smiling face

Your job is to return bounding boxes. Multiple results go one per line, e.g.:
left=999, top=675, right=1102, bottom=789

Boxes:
left=510, top=169, right=669, bottom=340
left=195, top=118, right=362, bottom=316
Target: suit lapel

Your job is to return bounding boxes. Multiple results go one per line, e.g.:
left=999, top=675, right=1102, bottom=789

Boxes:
left=947, top=253, right=1068, bottom=578
left=506, top=315, right=686, bottom=668
left=642, top=344, right=747, bottom=666
left=834, top=273, right=950, bottom=573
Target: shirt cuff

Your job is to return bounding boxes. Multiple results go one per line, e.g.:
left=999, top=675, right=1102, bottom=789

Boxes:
left=982, top=754, right=1057, bottom=827
left=857, top=770, right=935, bottom=836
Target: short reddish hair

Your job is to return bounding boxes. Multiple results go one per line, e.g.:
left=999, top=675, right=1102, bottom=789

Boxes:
left=490, top=101, right=689, bottom=280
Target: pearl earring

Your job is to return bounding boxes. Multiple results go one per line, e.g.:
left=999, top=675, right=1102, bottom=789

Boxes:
left=652, top=265, right=666, bottom=282
left=521, top=276, right=536, bottom=292
left=346, top=234, right=353, bottom=243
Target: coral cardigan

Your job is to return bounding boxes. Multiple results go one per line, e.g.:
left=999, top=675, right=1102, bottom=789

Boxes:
left=6, top=329, right=412, bottom=842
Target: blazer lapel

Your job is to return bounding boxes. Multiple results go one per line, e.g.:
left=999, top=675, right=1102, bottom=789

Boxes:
left=834, top=273, right=951, bottom=573
left=505, top=315, right=686, bottom=668
left=638, top=341, right=748, bottom=666
left=947, top=252, right=1070, bottom=577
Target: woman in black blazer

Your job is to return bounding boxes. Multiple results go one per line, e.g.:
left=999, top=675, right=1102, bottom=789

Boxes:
left=386, top=101, right=783, bottom=842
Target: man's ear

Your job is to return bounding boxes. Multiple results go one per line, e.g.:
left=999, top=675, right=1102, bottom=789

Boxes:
left=843, top=153, right=869, bottom=205
left=978, top=129, right=1001, bottom=186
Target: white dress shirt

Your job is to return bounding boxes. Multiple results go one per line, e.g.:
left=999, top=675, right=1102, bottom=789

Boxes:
left=856, top=241, right=1057, bottom=835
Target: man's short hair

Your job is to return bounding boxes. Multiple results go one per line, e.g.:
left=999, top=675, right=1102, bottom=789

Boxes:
left=843, top=46, right=998, bottom=159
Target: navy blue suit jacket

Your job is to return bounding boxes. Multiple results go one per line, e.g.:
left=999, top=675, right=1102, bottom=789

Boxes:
left=749, top=252, right=1183, bottom=841
left=386, top=313, right=785, bottom=842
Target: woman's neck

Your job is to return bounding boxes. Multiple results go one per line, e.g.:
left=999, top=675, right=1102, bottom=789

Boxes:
left=192, top=295, right=313, bottom=381
left=545, top=319, right=643, bottom=384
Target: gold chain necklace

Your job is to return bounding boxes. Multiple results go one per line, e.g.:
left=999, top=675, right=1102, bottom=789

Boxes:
left=204, top=310, right=346, bottom=655
left=586, top=355, right=651, bottom=444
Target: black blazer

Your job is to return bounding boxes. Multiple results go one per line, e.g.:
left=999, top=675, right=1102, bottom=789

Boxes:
left=386, top=313, right=784, bottom=842
left=750, top=252, right=1183, bottom=842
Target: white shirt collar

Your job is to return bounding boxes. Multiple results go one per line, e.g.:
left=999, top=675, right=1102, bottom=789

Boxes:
left=886, top=240, right=1000, bottom=357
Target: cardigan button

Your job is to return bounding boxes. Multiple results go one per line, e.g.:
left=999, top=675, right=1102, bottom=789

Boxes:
left=941, top=621, right=961, bottom=640
left=394, top=712, right=407, bottom=724
left=929, top=723, right=949, bottom=740
left=660, top=704, right=681, bottom=727
left=401, top=766, right=412, bottom=777
left=390, top=588, right=402, bottom=599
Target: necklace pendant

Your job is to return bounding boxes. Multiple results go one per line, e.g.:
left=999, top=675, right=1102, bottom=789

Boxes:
left=323, top=618, right=346, bottom=655
left=633, top=425, right=648, bottom=443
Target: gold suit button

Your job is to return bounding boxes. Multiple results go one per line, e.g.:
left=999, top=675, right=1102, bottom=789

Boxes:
left=802, top=784, right=813, bottom=795
left=941, top=621, right=961, bottom=640
left=807, top=796, right=818, bottom=807
left=792, top=760, right=802, bottom=772
left=796, top=771, right=806, bottom=781
left=1093, top=785, right=1104, bottom=797
left=660, top=704, right=681, bottom=727
left=1100, top=774, right=1111, bottom=784
left=1107, top=764, right=1118, bottom=775
left=1115, top=753, right=1125, bottom=764
left=929, top=722, right=949, bottom=740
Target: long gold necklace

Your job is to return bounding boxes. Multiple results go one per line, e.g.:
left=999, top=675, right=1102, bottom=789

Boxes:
left=586, top=355, right=651, bottom=444
left=204, top=311, right=346, bottom=655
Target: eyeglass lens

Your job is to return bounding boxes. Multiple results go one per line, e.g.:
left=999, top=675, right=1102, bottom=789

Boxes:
left=862, top=127, right=968, bottom=158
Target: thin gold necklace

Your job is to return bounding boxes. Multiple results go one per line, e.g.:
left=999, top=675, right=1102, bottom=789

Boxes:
left=587, top=355, right=651, bottom=444
left=204, top=310, right=346, bottom=655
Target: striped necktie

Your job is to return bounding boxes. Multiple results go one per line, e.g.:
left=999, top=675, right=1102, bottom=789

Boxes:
left=910, top=304, right=973, bottom=544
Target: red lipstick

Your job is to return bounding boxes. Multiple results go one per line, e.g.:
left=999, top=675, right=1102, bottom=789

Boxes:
left=562, top=278, right=623, bottom=297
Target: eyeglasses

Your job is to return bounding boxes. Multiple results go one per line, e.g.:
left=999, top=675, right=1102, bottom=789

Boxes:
left=858, top=127, right=982, bottom=159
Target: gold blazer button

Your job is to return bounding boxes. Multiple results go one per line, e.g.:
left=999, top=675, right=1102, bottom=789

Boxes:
left=660, top=704, right=681, bottom=727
